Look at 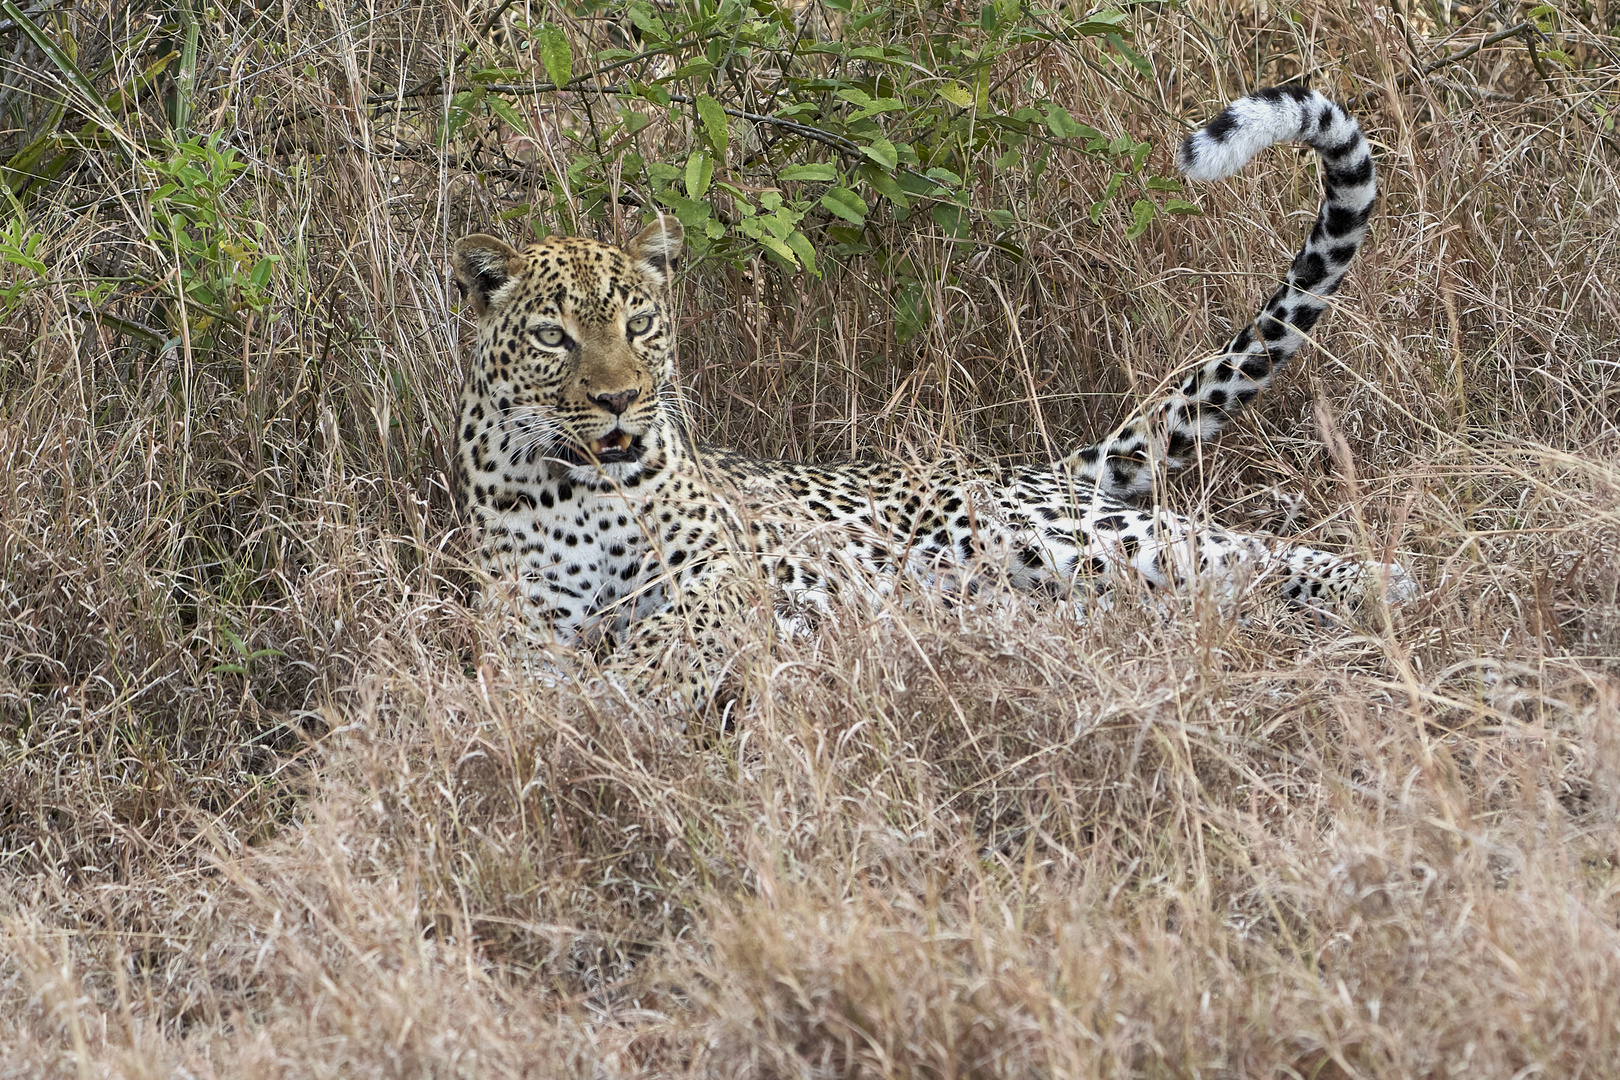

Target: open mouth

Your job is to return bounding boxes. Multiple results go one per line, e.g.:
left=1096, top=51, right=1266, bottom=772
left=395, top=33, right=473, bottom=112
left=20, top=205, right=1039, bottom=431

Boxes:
left=553, top=429, right=642, bottom=466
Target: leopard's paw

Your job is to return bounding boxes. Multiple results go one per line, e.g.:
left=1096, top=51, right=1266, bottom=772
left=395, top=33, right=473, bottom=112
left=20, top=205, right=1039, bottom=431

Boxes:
left=1356, top=561, right=1418, bottom=608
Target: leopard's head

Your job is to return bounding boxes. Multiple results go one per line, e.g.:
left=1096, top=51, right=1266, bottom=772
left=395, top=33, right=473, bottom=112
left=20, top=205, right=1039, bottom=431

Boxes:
left=452, top=217, right=684, bottom=484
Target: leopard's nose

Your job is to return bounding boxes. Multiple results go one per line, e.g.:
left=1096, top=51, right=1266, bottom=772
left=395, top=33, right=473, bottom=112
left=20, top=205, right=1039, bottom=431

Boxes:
left=588, top=389, right=640, bottom=415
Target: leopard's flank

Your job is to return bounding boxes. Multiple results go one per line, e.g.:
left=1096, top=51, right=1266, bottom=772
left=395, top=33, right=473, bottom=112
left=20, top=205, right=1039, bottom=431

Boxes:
left=451, top=86, right=1411, bottom=703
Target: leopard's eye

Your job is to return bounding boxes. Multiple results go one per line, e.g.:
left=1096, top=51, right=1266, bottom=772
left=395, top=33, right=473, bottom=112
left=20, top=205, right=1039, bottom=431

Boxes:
left=626, top=313, right=653, bottom=335
left=536, top=327, right=566, bottom=347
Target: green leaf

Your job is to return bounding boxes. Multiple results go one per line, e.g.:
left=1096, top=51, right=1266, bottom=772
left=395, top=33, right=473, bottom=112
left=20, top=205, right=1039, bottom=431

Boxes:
left=779, top=163, right=837, bottom=182
left=647, top=161, right=683, bottom=186
left=1044, top=104, right=1101, bottom=140
left=938, top=82, right=975, bottom=108
left=820, top=186, right=867, bottom=225
left=621, top=109, right=651, bottom=136
left=670, top=58, right=716, bottom=80
left=1, top=250, right=46, bottom=276
left=1089, top=171, right=1123, bottom=223
left=784, top=230, right=818, bottom=276
left=897, top=171, right=940, bottom=198
left=684, top=150, right=714, bottom=199
left=860, top=165, right=908, bottom=207
left=1125, top=198, right=1154, bottom=239
left=1161, top=198, right=1201, bottom=215
left=1069, top=9, right=1129, bottom=34
left=538, top=24, right=573, bottom=87
left=695, top=94, right=728, bottom=158
left=487, top=95, right=528, bottom=133
left=249, top=256, right=278, bottom=289
left=658, top=192, right=715, bottom=232
left=849, top=96, right=905, bottom=120
left=1143, top=176, right=1182, bottom=192
left=861, top=137, right=898, bottom=171
left=931, top=204, right=967, bottom=237
left=626, top=1, right=668, bottom=41
left=469, top=64, right=526, bottom=84
left=756, top=232, right=798, bottom=265
left=1107, top=34, right=1154, bottom=79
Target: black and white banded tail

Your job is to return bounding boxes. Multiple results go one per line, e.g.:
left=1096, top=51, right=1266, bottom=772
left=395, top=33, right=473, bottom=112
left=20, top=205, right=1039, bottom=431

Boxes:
left=1069, top=85, right=1376, bottom=499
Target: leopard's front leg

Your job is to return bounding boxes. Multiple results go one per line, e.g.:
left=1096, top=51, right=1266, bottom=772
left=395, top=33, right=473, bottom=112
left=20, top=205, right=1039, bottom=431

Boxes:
left=609, top=552, right=772, bottom=716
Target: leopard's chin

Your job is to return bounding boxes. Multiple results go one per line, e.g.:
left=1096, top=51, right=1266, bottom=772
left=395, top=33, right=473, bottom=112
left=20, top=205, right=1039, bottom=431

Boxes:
left=552, top=429, right=644, bottom=467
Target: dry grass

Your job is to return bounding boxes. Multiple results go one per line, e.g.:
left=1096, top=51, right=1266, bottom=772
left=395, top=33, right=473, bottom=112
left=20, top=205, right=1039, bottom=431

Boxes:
left=2, top=0, right=1619, bottom=1074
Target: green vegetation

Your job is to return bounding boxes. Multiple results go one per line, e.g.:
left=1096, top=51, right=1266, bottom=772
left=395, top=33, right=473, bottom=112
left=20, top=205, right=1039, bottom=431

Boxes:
left=1, top=0, right=1618, bottom=1074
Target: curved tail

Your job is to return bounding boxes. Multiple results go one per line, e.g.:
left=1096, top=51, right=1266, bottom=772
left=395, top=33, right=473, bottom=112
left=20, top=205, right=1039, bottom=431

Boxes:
left=1067, top=85, right=1376, bottom=499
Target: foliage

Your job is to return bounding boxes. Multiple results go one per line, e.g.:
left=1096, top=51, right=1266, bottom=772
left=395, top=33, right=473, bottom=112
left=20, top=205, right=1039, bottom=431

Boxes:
left=448, top=0, right=1186, bottom=275
left=0, top=0, right=271, bottom=356
left=143, top=134, right=279, bottom=327
left=0, top=213, right=45, bottom=312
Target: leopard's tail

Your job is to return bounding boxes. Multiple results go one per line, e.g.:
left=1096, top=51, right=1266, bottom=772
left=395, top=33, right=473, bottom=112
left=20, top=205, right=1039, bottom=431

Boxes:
left=1066, top=85, right=1375, bottom=499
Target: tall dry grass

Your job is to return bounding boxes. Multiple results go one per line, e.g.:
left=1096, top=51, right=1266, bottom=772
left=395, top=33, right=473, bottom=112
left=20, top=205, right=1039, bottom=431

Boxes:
left=1, top=0, right=1618, bottom=1074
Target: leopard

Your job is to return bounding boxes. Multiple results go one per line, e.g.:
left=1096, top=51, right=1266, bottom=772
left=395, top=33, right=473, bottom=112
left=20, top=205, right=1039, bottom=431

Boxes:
left=450, top=85, right=1412, bottom=705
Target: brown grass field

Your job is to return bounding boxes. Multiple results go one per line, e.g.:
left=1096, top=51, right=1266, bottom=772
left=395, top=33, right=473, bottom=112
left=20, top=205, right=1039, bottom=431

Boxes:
left=2, top=0, right=1619, bottom=1074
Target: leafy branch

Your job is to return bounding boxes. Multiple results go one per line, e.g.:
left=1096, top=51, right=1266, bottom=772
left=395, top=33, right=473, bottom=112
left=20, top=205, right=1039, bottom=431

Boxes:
left=418, top=0, right=1180, bottom=276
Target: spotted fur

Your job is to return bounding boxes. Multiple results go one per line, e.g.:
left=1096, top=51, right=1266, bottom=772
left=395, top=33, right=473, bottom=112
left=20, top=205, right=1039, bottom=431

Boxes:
left=450, top=88, right=1409, bottom=703
left=1070, top=84, right=1378, bottom=497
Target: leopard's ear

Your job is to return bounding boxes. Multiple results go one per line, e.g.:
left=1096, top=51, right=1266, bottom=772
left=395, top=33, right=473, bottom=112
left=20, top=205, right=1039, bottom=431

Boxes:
left=626, top=215, right=684, bottom=289
left=452, top=234, right=522, bottom=315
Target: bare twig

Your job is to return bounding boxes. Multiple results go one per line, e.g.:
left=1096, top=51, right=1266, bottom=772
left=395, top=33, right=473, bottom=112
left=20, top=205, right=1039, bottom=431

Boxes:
left=1348, top=20, right=1539, bottom=109
left=1419, top=19, right=1536, bottom=75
